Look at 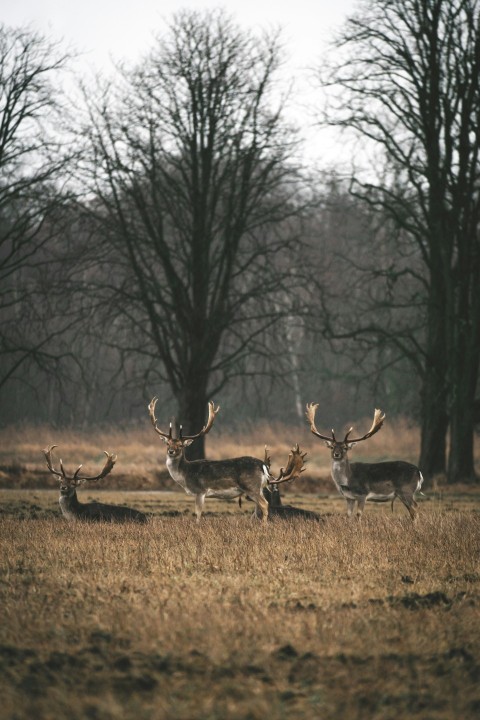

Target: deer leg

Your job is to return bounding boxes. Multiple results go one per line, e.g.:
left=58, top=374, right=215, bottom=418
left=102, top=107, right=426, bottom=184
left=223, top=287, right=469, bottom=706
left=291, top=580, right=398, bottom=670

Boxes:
left=356, top=497, right=366, bottom=518
left=346, top=498, right=355, bottom=517
left=254, top=492, right=269, bottom=524
left=406, top=504, right=417, bottom=521
left=252, top=506, right=262, bottom=520
left=397, top=494, right=418, bottom=521
left=195, top=493, right=206, bottom=523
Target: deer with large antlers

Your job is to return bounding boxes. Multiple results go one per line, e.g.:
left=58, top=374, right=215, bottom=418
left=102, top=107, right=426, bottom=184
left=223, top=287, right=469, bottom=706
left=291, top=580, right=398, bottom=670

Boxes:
left=43, top=446, right=147, bottom=523
left=305, top=404, right=424, bottom=520
left=148, top=398, right=306, bottom=523
left=259, top=446, right=321, bottom=521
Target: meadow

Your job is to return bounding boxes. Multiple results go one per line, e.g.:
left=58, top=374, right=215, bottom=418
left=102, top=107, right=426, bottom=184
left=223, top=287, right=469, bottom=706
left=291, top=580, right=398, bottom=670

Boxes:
left=0, top=420, right=479, bottom=719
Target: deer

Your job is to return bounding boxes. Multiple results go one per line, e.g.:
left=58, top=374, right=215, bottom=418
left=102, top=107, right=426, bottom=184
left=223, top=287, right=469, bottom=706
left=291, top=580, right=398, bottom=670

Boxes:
left=305, top=404, right=424, bottom=520
left=261, top=484, right=323, bottom=521
left=260, top=446, right=322, bottom=521
left=148, top=397, right=306, bottom=523
left=43, top=445, right=148, bottom=523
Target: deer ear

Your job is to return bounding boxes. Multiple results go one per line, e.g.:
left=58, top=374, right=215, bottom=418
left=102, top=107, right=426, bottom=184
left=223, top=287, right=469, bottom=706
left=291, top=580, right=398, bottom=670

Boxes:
left=182, top=439, right=194, bottom=447
left=346, top=441, right=357, bottom=449
left=159, top=435, right=170, bottom=445
left=324, top=440, right=333, bottom=449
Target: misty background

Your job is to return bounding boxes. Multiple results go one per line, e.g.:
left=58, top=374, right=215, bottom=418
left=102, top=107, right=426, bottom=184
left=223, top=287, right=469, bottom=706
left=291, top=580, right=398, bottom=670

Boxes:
left=1, top=0, right=479, bottom=482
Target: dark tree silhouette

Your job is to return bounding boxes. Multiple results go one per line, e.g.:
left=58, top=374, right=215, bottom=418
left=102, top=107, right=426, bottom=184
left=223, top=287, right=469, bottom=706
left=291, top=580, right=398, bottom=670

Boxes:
left=77, top=9, right=308, bottom=457
left=0, top=25, right=75, bottom=390
left=317, top=0, right=480, bottom=482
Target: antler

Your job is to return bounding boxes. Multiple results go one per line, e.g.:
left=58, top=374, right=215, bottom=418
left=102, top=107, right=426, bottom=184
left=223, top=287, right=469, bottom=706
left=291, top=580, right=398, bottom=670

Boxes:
left=179, top=401, right=220, bottom=441
left=269, top=444, right=307, bottom=485
left=148, top=398, right=220, bottom=442
left=148, top=397, right=172, bottom=439
left=345, top=408, right=386, bottom=443
left=264, top=445, right=271, bottom=470
left=306, top=404, right=385, bottom=445
left=305, top=403, right=337, bottom=442
left=43, top=445, right=117, bottom=486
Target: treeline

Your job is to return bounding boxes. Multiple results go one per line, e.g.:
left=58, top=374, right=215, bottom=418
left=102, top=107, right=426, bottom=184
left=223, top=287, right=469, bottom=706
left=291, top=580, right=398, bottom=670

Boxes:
left=1, top=2, right=479, bottom=482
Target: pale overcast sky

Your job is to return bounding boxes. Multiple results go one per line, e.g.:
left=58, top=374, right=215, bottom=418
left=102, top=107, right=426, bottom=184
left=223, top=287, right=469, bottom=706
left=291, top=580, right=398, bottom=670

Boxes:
left=1, top=0, right=359, bottom=167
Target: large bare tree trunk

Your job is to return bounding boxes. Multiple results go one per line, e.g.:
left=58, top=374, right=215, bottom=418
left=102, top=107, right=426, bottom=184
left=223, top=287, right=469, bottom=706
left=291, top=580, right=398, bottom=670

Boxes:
left=178, top=377, right=209, bottom=461
left=419, top=380, right=448, bottom=476
left=419, top=241, right=449, bottom=477
left=447, top=283, right=480, bottom=483
left=448, top=401, right=476, bottom=484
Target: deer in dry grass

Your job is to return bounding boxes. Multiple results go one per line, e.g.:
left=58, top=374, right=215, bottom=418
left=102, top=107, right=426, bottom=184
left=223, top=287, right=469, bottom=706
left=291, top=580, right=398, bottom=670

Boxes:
left=148, top=398, right=306, bottom=523
left=43, top=446, right=147, bottom=523
left=305, top=404, right=424, bottom=520
left=261, top=484, right=322, bottom=521
left=260, top=446, right=321, bottom=521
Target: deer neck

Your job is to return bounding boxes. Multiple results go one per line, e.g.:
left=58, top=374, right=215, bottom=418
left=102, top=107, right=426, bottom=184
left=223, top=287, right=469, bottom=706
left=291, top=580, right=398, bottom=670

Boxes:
left=264, top=486, right=282, bottom=508
left=330, top=455, right=352, bottom=492
left=166, top=452, right=191, bottom=489
left=59, top=489, right=82, bottom=519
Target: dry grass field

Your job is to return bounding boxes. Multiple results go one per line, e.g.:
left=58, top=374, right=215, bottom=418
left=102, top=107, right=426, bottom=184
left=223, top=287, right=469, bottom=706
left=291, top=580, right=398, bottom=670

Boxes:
left=0, top=420, right=479, bottom=719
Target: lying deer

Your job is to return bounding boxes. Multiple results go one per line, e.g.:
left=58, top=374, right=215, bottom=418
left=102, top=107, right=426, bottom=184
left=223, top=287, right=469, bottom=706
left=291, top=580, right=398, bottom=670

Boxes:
left=261, top=485, right=322, bottom=521
left=43, top=446, right=147, bottom=523
left=148, top=398, right=305, bottom=523
left=305, top=404, right=424, bottom=520
left=260, top=446, right=321, bottom=521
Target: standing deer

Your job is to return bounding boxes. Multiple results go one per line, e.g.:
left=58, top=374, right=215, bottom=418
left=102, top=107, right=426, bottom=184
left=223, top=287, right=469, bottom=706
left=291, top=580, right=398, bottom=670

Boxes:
left=43, top=446, right=147, bottom=523
left=148, top=398, right=305, bottom=523
left=305, top=404, right=424, bottom=520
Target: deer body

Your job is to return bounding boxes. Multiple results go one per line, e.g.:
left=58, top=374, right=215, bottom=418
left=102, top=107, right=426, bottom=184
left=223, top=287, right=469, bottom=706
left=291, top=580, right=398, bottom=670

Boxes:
left=149, top=398, right=306, bottom=523
left=306, top=404, right=423, bottom=520
left=166, top=453, right=266, bottom=500
left=58, top=487, right=147, bottom=523
left=331, top=457, right=423, bottom=517
left=168, top=452, right=270, bottom=520
left=261, top=485, right=322, bottom=521
left=44, top=446, right=147, bottom=523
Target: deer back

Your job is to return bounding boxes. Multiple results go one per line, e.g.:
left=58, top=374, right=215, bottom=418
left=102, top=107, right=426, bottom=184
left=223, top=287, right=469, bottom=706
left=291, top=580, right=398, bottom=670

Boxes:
left=59, top=491, right=147, bottom=523
left=349, top=460, right=422, bottom=495
left=174, top=455, right=266, bottom=494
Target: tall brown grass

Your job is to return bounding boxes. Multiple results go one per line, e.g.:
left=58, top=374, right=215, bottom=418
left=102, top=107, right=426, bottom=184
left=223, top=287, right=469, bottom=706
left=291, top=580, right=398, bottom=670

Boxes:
left=1, top=510, right=479, bottom=719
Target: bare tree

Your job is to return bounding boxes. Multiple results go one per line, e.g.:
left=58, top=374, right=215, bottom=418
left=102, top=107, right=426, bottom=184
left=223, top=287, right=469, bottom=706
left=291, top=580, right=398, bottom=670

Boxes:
left=310, top=178, right=425, bottom=420
left=0, top=24, right=75, bottom=390
left=76, top=9, right=309, bottom=457
left=317, top=0, right=480, bottom=482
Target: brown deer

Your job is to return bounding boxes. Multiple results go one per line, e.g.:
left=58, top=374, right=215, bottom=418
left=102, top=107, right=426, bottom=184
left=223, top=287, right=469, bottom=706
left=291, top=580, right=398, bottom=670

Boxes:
left=260, top=446, right=322, bottom=521
left=305, top=404, right=424, bottom=520
left=148, top=398, right=305, bottom=523
left=43, top=446, right=147, bottom=523
left=261, top=484, right=323, bottom=521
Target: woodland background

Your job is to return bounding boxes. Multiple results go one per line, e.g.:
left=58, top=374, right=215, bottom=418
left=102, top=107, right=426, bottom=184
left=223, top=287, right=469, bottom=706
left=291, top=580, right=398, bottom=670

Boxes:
left=1, top=0, right=480, bottom=483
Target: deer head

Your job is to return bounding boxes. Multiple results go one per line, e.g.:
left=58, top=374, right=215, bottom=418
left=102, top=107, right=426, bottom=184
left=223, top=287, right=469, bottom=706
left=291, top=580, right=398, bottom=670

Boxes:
left=43, top=445, right=117, bottom=495
left=305, top=404, right=385, bottom=461
left=148, top=398, right=220, bottom=458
